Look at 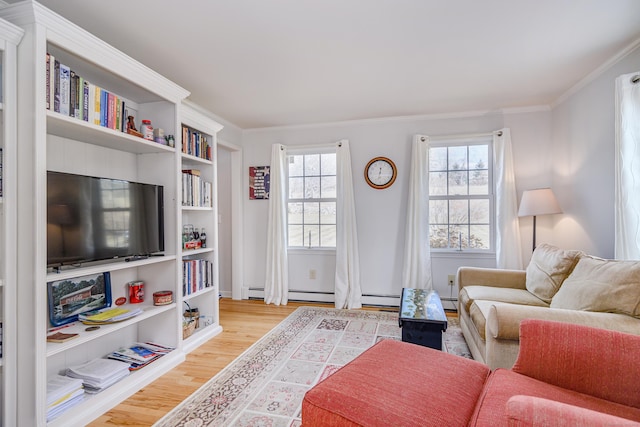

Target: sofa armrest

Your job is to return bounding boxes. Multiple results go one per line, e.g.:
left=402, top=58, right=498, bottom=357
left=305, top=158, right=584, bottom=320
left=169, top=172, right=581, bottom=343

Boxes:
left=456, top=267, right=526, bottom=291
left=506, top=395, right=640, bottom=427
left=512, top=319, right=640, bottom=409
left=486, top=303, right=640, bottom=341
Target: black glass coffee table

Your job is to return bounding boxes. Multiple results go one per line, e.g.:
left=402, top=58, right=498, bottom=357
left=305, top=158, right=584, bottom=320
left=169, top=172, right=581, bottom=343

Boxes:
left=398, top=288, right=448, bottom=350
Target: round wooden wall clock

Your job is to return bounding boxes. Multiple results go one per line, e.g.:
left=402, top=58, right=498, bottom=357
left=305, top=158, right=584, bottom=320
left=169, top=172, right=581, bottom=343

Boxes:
left=364, top=156, right=397, bottom=189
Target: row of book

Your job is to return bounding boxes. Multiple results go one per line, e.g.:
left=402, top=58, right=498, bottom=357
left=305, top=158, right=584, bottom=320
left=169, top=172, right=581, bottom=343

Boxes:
left=47, top=341, right=174, bottom=420
left=182, top=125, right=212, bottom=160
left=46, top=53, right=137, bottom=133
left=183, top=259, right=214, bottom=296
left=182, top=169, right=213, bottom=207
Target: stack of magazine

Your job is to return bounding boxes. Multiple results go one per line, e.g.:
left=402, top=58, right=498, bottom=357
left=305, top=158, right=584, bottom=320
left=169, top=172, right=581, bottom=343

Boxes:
left=66, top=358, right=131, bottom=394
left=46, top=375, right=84, bottom=421
left=107, top=342, right=172, bottom=371
left=79, top=307, right=143, bottom=325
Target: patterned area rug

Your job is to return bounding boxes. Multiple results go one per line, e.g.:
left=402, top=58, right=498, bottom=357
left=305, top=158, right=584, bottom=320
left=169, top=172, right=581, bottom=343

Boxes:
left=154, top=306, right=471, bottom=427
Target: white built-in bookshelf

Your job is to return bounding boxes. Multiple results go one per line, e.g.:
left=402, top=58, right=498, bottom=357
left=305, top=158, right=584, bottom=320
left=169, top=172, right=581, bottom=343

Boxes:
left=0, top=16, right=23, bottom=427
left=0, top=1, right=223, bottom=425
left=180, top=101, right=224, bottom=353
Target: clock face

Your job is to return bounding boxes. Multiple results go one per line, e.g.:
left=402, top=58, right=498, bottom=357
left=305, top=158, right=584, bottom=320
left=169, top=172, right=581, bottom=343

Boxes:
left=365, top=157, right=397, bottom=189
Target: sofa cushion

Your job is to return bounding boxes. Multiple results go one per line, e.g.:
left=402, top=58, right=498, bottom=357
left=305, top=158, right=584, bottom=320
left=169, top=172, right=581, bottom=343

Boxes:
left=551, top=256, right=640, bottom=317
left=460, top=286, right=549, bottom=314
left=470, top=369, right=640, bottom=426
left=525, top=244, right=583, bottom=303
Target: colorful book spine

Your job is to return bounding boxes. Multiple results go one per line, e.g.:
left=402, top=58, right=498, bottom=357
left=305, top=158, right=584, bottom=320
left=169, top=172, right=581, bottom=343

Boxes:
left=58, top=63, right=70, bottom=116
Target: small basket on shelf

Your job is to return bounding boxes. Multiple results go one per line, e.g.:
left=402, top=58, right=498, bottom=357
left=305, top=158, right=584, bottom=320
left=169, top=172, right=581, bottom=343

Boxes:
left=182, top=301, right=197, bottom=339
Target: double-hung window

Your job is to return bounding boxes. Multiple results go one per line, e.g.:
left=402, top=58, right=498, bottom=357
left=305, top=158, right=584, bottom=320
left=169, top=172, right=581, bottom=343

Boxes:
left=287, top=151, right=337, bottom=248
left=428, top=139, right=494, bottom=251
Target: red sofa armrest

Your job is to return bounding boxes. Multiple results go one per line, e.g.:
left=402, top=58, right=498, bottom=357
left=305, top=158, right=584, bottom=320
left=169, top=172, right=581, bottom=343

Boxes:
left=506, top=395, right=640, bottom=427
left=512, top=319, right=640, bottom=409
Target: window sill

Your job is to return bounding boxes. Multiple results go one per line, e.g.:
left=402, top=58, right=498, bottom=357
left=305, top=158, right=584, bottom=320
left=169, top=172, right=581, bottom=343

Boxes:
left=430, top=251, right=496, bottom=259
left=288, top=248, right=337, bottom=256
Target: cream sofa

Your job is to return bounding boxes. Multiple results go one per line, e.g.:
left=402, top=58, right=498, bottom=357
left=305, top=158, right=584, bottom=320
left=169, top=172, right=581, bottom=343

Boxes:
left=457, top=243, right=640, bottom=370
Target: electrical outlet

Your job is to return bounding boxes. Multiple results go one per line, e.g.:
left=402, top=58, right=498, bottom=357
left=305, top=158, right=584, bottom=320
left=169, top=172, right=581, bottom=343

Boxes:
left=448, top=274, right=456, bottom=286
left=309, top=269, right=317, bottom=280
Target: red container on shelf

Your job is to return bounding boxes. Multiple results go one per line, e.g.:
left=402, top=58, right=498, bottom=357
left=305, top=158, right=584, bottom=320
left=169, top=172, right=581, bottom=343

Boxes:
left=153, top=290, right=173, bottom=306
left=128, top=281, right=145, bottom=304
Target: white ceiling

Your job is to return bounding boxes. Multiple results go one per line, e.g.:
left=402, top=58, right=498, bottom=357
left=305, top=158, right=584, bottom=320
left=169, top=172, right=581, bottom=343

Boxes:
left=10, top=0, right=640, bottom=129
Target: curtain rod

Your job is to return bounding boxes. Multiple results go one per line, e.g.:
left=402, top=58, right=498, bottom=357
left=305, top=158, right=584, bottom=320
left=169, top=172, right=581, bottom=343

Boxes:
left=425, top=130, right=502, bottom=142
left=280, top=141, right=343, bottom=151
left=632, top=74, right=640, bottom=84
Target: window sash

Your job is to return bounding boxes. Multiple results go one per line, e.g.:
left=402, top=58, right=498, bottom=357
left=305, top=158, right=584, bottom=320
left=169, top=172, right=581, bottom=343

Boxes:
left=428, top=140, right=494, bottom=252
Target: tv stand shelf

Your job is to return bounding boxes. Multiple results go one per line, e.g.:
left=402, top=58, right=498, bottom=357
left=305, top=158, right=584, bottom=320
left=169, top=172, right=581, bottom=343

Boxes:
left=46, top=255, right=177, bottom=282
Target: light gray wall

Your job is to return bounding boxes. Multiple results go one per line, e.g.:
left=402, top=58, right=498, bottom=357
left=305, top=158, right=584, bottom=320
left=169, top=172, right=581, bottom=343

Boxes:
left=550, top=45, right=640, bottom=257
left=241, top=109, right=554, bottom=300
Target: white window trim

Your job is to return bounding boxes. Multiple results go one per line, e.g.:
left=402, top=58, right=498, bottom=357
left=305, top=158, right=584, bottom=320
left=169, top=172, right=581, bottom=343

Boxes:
left=428, top=137, right=496, bottom=254
left=286, top=146, right=338, bottom=250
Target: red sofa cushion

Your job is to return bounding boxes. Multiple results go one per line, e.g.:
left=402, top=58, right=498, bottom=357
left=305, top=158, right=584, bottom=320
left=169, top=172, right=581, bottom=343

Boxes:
left=513, top=319, right=640, bottom=409
left=505, top=395, right=640, bottom=427
left=302, top=339, right=490, bottom=426
left=471, top=369, right=640, bottom=426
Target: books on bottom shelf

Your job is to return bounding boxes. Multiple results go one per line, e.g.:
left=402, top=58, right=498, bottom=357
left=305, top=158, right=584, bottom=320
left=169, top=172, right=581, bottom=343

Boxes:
left=107, top=342, right=174, bottom=371
left=66, top=358, right=131, bottom=394
left=47, top=375, right=85, bottom=422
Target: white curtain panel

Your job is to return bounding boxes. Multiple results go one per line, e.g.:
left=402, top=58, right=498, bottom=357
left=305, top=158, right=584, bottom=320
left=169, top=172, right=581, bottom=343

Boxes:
left=615, top=72, right=640, bottom=260
left=264, top=144, right=289, bottom=305
left=493, top=128, right=523, bottom=269
left=402, top=135, right=433, bottom=289
left=335, top=140, right=362, bottom=309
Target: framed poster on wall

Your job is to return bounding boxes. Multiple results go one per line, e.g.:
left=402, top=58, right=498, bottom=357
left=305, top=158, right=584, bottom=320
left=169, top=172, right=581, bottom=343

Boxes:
left=249, top=166, right=270, bottom=199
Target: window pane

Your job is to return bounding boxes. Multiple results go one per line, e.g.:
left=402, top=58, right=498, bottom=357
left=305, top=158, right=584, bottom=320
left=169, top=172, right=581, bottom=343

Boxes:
left=320, top=225, right=336, bottom=247
left=470, top=199, right=489, bottom=223
left=469, top=225, right=490, bottom=249
left=305, top=154, right=320, bottom=176
left=321, top=176, right=336, bottom=198
left=469, top=170, right=488, bottom=195
left=288, top=202, right=303, bottom=224
left=289, top=155, right=304, bottom=177
left=429, top=172, right=447, bottom=196
left=448, top=146, right=468, bottom=170
left=320, top=202, right=336, bottom=224
left=429, top=200, right=448, bottom=223
left=305, top=176, right=321, bottom=199
left=429, top=147, right=447, bottom=171
left=303, top=202, right=319, bottom=224
left=469, top=145, right=488, bottom=170
left=288, top=224, right=303, bottom=247
left=429, top=224, right=448, bottom=248
left=448, top=171, right=468, bottom=195
left=321, top=153, right=336, bottom=175
left=304, top=225, right=319, bottom=247
left=449, top=200, right=468, bottom=224
left=289, top=177, right=304, bottom=199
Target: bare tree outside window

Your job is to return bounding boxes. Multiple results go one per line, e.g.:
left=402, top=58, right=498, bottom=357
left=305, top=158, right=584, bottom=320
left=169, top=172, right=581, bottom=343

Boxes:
left=287, top=152, right=337, bottom=248
left=429, top=142, right=493, bottom=250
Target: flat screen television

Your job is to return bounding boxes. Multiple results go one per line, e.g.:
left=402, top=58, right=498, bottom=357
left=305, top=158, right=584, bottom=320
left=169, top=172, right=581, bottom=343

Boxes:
left=47, top=171, right=165, bottom=267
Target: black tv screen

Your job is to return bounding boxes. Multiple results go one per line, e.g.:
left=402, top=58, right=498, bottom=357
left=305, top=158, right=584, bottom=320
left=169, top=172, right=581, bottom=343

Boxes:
left=47, top=171, right=164, bottom=267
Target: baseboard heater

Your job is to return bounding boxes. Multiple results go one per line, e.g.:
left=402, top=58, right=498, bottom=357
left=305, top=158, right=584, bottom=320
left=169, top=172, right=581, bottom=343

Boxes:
left=246, top=288, right=458, bottom=311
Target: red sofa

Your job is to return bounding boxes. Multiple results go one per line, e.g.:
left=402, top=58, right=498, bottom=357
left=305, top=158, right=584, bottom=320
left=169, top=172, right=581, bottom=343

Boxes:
left=302, top=319, right=640, bottom=426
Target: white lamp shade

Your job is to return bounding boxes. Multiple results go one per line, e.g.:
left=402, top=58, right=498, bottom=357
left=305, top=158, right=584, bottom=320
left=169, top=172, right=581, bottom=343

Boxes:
left=518, top=188, right=562, bottom=217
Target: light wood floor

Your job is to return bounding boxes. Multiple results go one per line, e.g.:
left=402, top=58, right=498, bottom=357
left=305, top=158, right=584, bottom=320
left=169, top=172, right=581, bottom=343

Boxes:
left=87, top=299, right=335, bottom=426
left=88, top=298, right=453, bottom=426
